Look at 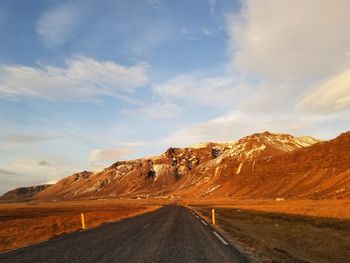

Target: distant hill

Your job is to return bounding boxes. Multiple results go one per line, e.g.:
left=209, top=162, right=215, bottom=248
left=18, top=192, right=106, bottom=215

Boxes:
left=0, top=184, right=52, bottom=202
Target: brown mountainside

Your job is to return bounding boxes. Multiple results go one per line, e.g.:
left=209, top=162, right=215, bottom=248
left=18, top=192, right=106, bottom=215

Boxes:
left=216, top=131, right=350, bottom=199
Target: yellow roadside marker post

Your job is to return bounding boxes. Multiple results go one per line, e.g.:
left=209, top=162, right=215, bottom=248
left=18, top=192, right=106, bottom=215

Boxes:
left=81, top=213, right=86, bottom=230
left=212, top=209, right=216, bottom=225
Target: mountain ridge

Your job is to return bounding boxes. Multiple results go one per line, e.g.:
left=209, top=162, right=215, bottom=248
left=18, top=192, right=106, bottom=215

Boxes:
left=3, top=131, right=350, bottom=201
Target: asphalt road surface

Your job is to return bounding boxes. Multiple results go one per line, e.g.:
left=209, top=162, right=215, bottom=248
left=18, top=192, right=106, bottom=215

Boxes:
left=0, top=205, right=249, bottom=263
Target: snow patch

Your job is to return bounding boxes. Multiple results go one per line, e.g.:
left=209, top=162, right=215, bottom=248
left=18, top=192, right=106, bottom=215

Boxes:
left=205, top=184, right=220, bottom=194
left=153, top=164, right=173, bottom=181
left=236, top=163, right=243, bottom=174
left=189, top=141, right=236, bottom=149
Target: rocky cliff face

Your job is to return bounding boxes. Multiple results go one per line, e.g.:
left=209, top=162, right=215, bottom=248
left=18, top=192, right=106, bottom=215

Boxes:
left=169, top=132, right=322, bottom=198
left=35, top=143, right=233, bottom=199
left=35, top=131, right=346, bottom=201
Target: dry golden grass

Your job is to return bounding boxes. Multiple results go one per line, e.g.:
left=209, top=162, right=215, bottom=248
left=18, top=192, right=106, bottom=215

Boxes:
left=193, top=205, right=350, bottom=263
left=184, top=198, right=350, bottom=219
left=0, top=199, right=160, bottom=252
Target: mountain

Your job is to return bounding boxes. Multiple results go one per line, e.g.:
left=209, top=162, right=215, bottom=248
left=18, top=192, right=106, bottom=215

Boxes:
left=34, top=131, right=330, bottom=200
left=5, top=131, right=350, bottom=201
left=0, top=184, right=52, bottom=202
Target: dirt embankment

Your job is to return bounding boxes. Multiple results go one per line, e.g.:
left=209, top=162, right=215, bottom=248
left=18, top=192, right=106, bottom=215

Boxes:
left=0, top=199, right=159, bottom=253
left=193, top=205, right=350, bottom=263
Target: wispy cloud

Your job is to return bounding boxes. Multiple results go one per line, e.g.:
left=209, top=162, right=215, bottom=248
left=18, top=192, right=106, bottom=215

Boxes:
left=201, top=27, right=214, bottom=36
left=132, top=19, right=172, bottom=55
left=208, top=0, right=217, bottom=17
left=3, top=134, right=62, bottom=144
left=0, top=169, right=19, bottom=176
left=120, top=102, right=183, bottom=119
left=147, top=0, right=165, bottom=10
left=153, top=74, right=240, bottom=107
left=36, top=2, right=85, bottom=47
left=299, top=69, right=350, bottom=114
left=181, top=27, right=200, bottom=40
left=181, top=26, right=216, bottom=40
left=0, top=57, right=149, bottom=100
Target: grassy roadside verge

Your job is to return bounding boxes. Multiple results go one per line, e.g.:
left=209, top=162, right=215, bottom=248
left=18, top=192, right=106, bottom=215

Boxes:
left=192, top=206, right=350, bottom=263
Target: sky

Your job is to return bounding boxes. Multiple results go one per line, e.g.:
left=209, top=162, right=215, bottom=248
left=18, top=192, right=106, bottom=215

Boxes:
left=1, top=0, right=350, bottom=194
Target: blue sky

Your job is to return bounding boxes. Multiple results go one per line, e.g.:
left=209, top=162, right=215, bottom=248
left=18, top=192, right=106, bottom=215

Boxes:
left=1, top=0, right=350, bottom=193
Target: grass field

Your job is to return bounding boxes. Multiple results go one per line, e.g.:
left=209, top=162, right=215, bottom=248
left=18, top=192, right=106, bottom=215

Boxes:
left=184, top=198, right=350, bottom=219
left=0, top=199, right=159, bottom=252
left=193, top=206, right=350, bottom=263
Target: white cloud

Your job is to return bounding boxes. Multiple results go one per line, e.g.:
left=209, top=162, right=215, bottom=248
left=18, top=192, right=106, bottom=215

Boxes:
left=153, top=74, right=240, bottom=107
left=223, top=0, right=350, bottom=117
left=299, top=69, right=350, bottom=113
left=36, top=2, right=83, bottom=47
left=90, top=147, right=139, bottom=168
left=0, top=57, right=149, bottom=100
left=228, top=0, right=350, bottom=81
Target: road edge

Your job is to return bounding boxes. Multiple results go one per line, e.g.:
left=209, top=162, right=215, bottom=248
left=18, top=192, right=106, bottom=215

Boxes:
left=185, top=206, right=259, bottom=263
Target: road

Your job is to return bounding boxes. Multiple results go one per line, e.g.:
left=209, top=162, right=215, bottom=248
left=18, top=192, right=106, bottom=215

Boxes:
left=0, top=205, right=248, bottom=263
